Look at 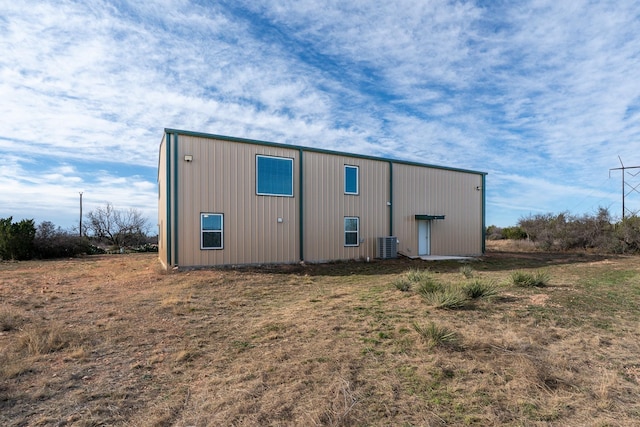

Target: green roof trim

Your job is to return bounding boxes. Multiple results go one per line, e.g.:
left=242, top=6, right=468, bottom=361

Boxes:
left=415, top=214, right=446, bottom=220
left=163, top=128, right=487, bottom=177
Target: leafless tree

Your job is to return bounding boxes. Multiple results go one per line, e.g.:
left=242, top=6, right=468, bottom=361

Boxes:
left=85, top=203, right=149, bottom=247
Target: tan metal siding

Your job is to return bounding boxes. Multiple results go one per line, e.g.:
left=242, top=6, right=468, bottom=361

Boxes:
left=303, top=152, right=390, bottom=262
left=175, top=136, right=299, bottom=267
left=393, top=164, right=483, bottom=256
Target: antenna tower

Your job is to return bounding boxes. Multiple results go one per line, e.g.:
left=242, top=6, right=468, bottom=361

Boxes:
left=609, top=156, right=640, bottom=219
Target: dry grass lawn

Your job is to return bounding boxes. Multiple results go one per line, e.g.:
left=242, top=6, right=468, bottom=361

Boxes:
left=1, top=243, right=640, bottom=426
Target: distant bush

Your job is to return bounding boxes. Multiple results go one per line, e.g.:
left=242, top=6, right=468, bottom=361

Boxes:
left=502, top=226, right=527, bottom=240
left=514, top=208, right=640, bottom=254
left=88, top=245, right=107, bottom=255
left=33, top=221, right=90, bottom=259
left=486, top=225, right=527, bottom=240
left=130, top=243, right=158, bottom=253
left=0, top=217, right=35, bottom=260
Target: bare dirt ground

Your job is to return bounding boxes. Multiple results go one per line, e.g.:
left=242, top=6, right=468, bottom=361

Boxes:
left=1, top=245, right=639, bottom=426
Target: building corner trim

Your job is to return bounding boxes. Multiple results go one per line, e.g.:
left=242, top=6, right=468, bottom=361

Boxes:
left=481, top=174, right=486, bottom=254
left=165, top=132, right=172, bottom=266
left=299, top=149, right=304, bottom=262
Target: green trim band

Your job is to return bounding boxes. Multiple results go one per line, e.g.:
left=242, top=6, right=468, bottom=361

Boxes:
left=165, top=132, right=172, bottom=266
left=173, top=133, right=179, bottom=266
left=481, top=174, right=486, bottom=254
left=389, top=161, right=393, bottom=236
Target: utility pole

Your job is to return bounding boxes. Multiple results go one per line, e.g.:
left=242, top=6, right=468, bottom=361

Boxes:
left=79, top=192, right=83, bottom=237
left=609, top=157, right=640, bottom=220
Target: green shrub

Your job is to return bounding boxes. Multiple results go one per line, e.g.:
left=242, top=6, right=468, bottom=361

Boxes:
left=502, top=226, right=528, bottom=240
left=511, top=271, right=549, bottom=287
left=0, top=217, right=35, bottom=260
left=463, top=279, right=498, bottom=299
left=412, top=321, right=458, bottom=348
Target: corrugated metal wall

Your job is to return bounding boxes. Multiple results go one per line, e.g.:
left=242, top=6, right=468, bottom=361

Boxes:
left=158, top=130, right=485, bottom=267
left=303, top=152, right=390, bottom=262
left=175, top=135, right=299, bottom=266
left=393, top=164, right=484, bottom=256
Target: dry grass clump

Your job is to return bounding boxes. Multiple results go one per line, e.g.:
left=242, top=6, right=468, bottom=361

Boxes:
left=511, top=270, right=550, bottom=287
left=398, top=268, right=498, bottom=309
left=420, top=286, right=469, bottom=309
left=0, top=306, right=26, bottom=331
left=17, top=322, right=83, bottom=356
left=462, top=279, right=498, bottom=299
left=412, top=321, right=458, bottom=348
left=459, top=264, right=474, bottom=278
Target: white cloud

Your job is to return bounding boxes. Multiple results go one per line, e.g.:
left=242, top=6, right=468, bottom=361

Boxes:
left=1, top=0, right=640, bottom=229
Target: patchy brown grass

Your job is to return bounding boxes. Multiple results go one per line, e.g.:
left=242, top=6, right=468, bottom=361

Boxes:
left=1, top=249, right=639, bottom=426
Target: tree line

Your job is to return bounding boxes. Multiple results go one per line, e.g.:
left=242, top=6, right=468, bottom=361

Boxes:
left=487, top=207, right=640, bottom=253
left=0, top=203, right=155, bottom=261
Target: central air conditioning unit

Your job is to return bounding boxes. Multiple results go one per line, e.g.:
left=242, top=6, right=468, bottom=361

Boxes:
left=377, top=236, right=398, bottom=259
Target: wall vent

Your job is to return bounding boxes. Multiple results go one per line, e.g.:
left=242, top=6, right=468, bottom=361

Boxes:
left=377, top=237, right=398, bottom=259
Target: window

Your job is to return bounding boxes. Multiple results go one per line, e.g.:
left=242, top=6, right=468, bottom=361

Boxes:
left=344, top=217, right=359, bottom=247
left=256, top=155, right=294, bottom=196
left=201, top=213, right=223, bottom=249
left=344, top=165, right=359, bottom=195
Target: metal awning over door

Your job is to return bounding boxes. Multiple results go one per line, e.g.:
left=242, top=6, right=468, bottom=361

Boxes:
left=414, top=214, right=445, bottom=220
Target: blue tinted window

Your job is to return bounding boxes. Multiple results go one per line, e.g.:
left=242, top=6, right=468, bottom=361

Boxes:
left=201, top=213, right=223, bottom=249
left=345, top=165, right=358, bottom=194
left=202, top=214, right=222, bottom=231
left=256, top=155, right=294, bottom=196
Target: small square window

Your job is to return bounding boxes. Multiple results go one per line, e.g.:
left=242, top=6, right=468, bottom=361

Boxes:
left=345, top=165, right=359, bottom=195
left=201, top=213, right=223, bottom=249
left=344, top=217, right=359, bottom=247
left=256, top=155, right=294, bottom=196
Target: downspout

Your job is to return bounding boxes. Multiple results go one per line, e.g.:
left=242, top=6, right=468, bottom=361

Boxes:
left=299, top=148, right=304, bottom=262
left=388, top=161, right=394, bottom=236
left=165, top=132, right=172, bottom=267
left=173, top=133, right=179, bottom=266
left=481, top=174, right=486, bottom=254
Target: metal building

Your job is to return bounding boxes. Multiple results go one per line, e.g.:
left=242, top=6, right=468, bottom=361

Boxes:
left=158, top=129, right=486, bottom=269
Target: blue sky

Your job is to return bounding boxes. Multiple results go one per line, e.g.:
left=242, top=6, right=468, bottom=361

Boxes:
left=2, top=0, right=640, bottom=231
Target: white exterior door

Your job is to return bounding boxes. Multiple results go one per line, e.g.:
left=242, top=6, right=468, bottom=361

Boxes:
left=418, top=220, right=431, bottom=256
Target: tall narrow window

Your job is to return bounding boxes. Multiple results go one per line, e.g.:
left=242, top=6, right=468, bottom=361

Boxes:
left=344, top=165, right=359, bottom=195
left=344, top=217, right=359, bottom=247
left=201, top=213, right=223, bottom=249
left=256, top=155, right=294, bottom=196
